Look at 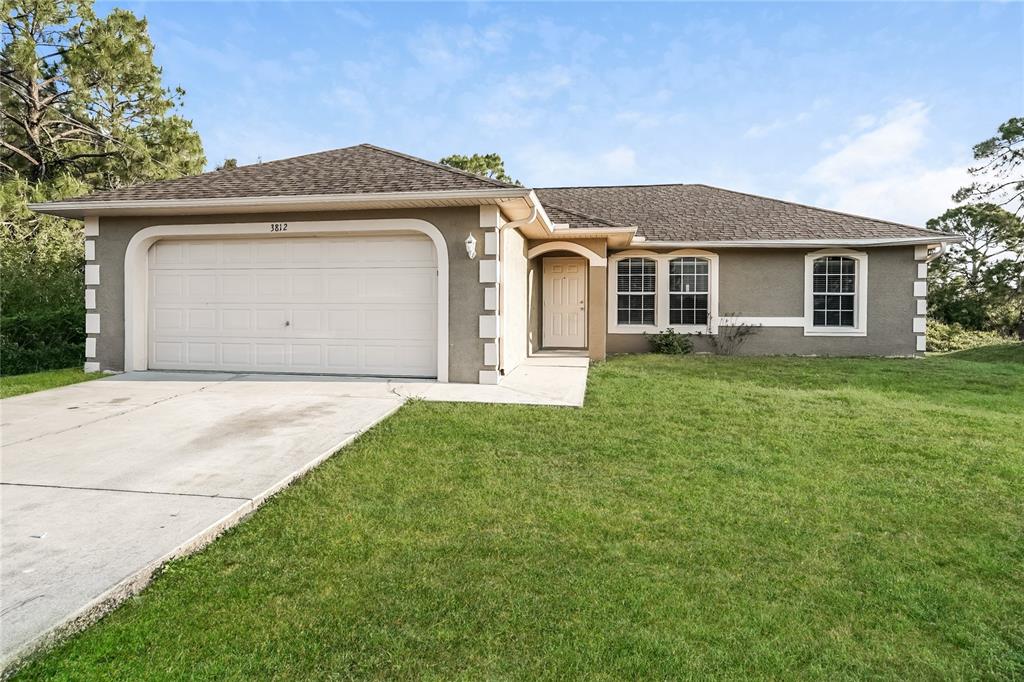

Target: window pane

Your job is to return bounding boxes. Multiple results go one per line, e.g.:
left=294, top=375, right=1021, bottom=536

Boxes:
left=617, top=274, right=655, bottom=325
left=812, top=257, right=857, bottom=326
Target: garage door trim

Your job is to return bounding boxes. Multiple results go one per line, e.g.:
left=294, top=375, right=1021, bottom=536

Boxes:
left=124, top=219, right=450, bottom=382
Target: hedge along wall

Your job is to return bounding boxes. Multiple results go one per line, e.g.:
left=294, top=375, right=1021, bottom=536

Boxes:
left=0, top=307, right=84, bottom=375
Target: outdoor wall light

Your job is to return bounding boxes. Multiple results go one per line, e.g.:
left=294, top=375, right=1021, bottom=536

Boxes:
left=465, top=233, right=477, bottom=259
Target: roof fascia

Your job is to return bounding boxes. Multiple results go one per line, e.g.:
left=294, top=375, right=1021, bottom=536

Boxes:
left=29, top=187, right=534, bottom=219
left=636, top=236, right=963, bottom=248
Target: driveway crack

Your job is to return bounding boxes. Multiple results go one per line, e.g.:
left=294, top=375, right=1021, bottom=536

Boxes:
left=0, top=482, right=251, bottom=501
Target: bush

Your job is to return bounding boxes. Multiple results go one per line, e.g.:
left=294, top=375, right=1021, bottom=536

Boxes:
left=1, top=307, right=85, bottom=375
left=644, top=328, right=693, bottom=355
left=926, top=321, right=1013, bottom=353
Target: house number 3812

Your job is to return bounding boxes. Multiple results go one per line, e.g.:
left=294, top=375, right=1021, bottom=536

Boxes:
left=270, top=223, right=288, bottom=232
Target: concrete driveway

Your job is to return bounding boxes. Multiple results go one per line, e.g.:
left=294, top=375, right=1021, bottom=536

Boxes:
left=0, top=357, right=588, bottom=668
left=0, top=372, right=407, bottom=667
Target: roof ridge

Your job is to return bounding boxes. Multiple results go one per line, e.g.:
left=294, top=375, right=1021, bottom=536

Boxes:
left=71, top=144, right=372, bottom=199
left=537, top=182, right=695, bottom=190
left=359, top=143, right=517, bottom=189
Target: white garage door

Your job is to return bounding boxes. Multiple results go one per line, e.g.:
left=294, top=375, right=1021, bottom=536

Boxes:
left=148, top=234, right=437, bottom=377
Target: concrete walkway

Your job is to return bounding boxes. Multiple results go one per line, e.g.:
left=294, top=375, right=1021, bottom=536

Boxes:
left=0, top=356, right=588, bottom=668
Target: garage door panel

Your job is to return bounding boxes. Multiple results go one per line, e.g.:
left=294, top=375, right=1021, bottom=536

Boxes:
left=187, top=275, right=217, bottom=298
left=221, top=343, right=251, bottom=365
left=255, top=274, right=289, bottom=297
left=151, top=273, right=184, bottom=299
left=221, top=241, right=252, bottom=264
left=187, top=242, right=219, bottom=265
left=290, top=344, right=322, bottom=367
left=215, top=275, right=248, bottom=298
left=188, top=309, right=217, bottom=330
left=221, top=309, right=251, bottom=331
left=187, top=342, right=217, bottom=364
left=326, top=273, right=360, bottom=299
left=152, top=241, right=185, bottom=266
left=153, top=341, right=184, bottom=365
left=254, top=310, right=287, bottom=331
left=148, top=235, right=437, bottom=377
left=288, top=310, right=320, bottom=333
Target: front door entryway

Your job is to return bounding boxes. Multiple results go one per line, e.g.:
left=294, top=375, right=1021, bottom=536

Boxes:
left=542, top=257, right=587, bottom=348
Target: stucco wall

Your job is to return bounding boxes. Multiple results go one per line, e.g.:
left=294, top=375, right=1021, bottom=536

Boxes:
left=500, top=226, right=528, bottom=374
left=91, top=207, right=486, bottom=382
left=607, top=246, right=919, bottom=357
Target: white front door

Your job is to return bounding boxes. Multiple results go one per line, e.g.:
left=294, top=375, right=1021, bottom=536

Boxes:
left=543, top=257, right=587, bottom=348
left=147, top=234, right=438, bottom=377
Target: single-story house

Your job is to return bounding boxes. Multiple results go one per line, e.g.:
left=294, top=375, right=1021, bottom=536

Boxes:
left=31, top=144, right=958, bottom=384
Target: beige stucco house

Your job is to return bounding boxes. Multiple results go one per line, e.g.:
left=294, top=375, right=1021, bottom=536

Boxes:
left=31, top=144, right=958, bottom=385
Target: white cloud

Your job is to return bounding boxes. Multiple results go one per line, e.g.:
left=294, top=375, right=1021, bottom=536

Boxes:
left=600, top=146, right=637, bottom=173
left=802, top=100, right=970, bottom=225
left=335, top=7, right=373, bottom=29
left=744, top=99, right=824, bottom=139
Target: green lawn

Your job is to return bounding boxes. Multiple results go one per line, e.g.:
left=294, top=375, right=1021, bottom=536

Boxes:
left=0, top=367, right=103, bottom=399
left=14, top=348, right=1024, bottom=679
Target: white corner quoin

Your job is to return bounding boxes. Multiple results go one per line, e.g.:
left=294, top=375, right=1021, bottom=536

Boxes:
left=123, top=219, right=451, bottom=382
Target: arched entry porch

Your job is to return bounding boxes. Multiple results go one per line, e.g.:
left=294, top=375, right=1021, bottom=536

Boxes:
left=526, top=239, right=608, bottom=362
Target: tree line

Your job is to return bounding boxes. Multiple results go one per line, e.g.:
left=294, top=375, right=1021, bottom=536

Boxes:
left=1, top=1, right=1020, bottom=375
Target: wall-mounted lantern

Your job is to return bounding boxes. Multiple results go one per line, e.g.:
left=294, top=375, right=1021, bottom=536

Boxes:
left=465, top=233, right=477, bottom=259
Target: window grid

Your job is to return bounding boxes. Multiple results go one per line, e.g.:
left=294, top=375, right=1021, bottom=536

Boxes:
left=616, top=257, right=656, bottom=325
left=669, top=257, right=710, bottom=325
left=812, top=256, right=856, bottom=327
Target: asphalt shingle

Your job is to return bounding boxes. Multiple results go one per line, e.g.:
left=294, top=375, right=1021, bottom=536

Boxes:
left=58, top=144, right=943, bottom=242
left=536, top=184, right=940, bottom=241
left=68, top=144, right=515, bottom=203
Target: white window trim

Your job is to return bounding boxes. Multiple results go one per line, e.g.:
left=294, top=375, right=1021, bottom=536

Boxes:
left=608, top=249, right=719, bottom=335
left=803, top=248, right=868, bottom=337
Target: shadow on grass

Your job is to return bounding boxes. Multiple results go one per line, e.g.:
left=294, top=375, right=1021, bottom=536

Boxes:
left=937, top=343, right=1024, bottom=364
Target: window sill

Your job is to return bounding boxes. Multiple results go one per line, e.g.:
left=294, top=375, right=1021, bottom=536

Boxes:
left=609, top=324, right=717, bottom=335
left=803, top=326, right=867, bottom=337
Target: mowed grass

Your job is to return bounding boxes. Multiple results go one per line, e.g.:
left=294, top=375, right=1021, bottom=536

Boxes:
left=14, top=348, right=1024, bottom=679
left=0, top=368, right=102, bottom=399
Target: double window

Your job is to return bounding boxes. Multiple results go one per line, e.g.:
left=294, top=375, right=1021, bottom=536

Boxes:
left=611, top=252, right=718, bottom=332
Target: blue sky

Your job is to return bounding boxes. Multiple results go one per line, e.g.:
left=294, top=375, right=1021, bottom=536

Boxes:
left=104, top=1, right=1022, bottom=225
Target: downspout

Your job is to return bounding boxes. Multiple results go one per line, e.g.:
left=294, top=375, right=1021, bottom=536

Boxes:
left=925, top=242, right=947, bottom=263
left=494, top=204, right=539, bottom=375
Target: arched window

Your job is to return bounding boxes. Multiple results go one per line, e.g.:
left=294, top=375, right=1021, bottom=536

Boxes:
left=669, top=257, right=710, bottom=325
left=616, top=257, right=656, bottom=325
left=811, top=256, right=856, bottom=327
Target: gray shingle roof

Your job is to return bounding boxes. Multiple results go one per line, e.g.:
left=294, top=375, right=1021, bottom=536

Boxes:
left=68, top=144, right=515, bottom=203
left=57, top=143, right=943, bottom=242
left=542, top=203, right=628, bottom=230
left=536, top=184, right=941, bottom=241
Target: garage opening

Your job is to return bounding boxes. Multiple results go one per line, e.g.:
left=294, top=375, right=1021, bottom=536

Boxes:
left=147, top=234, right=438, bottom=378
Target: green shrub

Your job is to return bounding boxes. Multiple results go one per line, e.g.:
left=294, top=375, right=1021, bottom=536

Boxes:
left=1, top=307, right=84, bottom=375
left=644, top=328, right=693, bottom=355
left=926, top=320, right=1013, bottom=353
